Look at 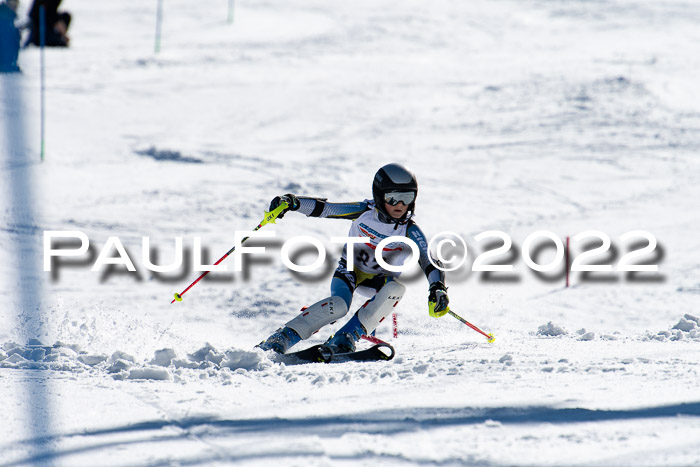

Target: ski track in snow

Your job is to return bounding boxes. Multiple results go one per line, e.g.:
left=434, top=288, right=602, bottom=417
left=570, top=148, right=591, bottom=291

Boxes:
left=2, top=0, right=700, bottom=465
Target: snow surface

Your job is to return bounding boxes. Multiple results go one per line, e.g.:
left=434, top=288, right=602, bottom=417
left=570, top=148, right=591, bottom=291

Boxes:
left=2, top=0, right=700, bottom=465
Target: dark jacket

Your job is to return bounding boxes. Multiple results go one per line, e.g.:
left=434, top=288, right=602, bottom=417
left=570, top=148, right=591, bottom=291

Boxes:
left=26, top=0, right=70, bottom=47
left=0, top=3, right=20, bottom=72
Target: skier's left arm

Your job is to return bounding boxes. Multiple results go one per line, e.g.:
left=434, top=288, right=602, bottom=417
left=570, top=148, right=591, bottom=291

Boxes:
left=407, top=223, right=450, bottom=318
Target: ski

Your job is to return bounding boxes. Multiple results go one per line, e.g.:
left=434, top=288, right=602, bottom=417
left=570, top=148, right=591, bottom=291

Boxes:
left=329, top=343, right=395, bottom=362
left=276, top=343, right=395, bottom=364
left=280, top=344, right=332, bottom=364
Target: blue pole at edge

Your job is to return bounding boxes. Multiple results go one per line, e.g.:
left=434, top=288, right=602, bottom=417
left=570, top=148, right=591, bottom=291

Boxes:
left=228, top=0, right=234, bottom=24
left=39, top=5, right=45, bottom=162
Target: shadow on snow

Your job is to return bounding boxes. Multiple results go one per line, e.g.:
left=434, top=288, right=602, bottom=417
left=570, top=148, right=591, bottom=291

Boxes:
left=3, top=401, right=700, bottom=466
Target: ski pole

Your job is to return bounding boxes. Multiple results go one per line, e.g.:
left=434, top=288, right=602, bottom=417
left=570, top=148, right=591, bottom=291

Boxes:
left=448, top=310, right=495, bottom=343
left=361, top=334, right=389, bottom=346
left=170, top=201, right=289, bottom=304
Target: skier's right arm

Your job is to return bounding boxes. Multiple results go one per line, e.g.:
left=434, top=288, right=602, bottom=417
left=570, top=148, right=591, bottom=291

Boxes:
left=270, top=194, right=369, bottom=220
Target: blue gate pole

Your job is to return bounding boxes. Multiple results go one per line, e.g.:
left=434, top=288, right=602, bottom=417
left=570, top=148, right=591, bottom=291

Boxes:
left=228, top=0, right=234, bottom=24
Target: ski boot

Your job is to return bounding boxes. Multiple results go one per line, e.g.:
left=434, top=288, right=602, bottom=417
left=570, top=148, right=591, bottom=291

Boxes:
left=257, top=326, right=301, bottom=354
left=321, top=312, right=366, bottom=354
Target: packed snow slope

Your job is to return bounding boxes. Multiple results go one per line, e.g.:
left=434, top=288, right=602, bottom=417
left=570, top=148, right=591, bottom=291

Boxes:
left=2, top=0, right=700, bottom=465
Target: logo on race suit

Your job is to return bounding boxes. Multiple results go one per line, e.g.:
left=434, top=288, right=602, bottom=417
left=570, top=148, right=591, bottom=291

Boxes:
left=408, top=229, right=428, bottom=249
left=358, top=225, right=378, bottom=240
left=387, top=295, right=402, bottom=300
left=358, top=223, right=403, bottom=252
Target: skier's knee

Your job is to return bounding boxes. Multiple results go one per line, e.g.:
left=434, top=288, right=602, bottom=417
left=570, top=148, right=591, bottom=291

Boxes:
left=357, top=281, right=405, bottom=334
left=330, top=276, right=353, bottom=309
left=285, top=295, right=349, bottom=340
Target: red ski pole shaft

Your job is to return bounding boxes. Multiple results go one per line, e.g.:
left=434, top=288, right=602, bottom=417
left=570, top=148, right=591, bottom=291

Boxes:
left=361, top=334, right=389, bottom=346
left=448, top=310, right=495, bottom=343
left=170, top=251, right=229, bottom=303
left=171, top=202, right=288, bottom=304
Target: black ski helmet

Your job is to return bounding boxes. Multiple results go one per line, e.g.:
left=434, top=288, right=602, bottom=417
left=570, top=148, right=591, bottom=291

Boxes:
left=372, top=163, right=418, bottom=220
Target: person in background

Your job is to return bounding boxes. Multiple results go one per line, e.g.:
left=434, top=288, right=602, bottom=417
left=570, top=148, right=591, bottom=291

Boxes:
left=25, top=0, right=70, bottom=47
left=0, top=0, right=21, bottom=72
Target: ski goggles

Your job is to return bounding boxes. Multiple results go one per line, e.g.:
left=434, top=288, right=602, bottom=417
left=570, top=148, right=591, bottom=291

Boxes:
left=383, top=191, right=416, bottom=206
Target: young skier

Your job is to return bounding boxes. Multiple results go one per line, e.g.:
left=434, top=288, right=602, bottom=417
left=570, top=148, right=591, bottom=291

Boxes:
left=258, top=163, right=450, bottom=355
